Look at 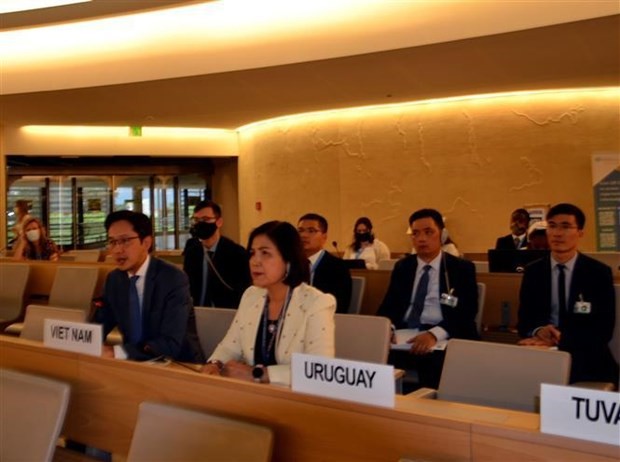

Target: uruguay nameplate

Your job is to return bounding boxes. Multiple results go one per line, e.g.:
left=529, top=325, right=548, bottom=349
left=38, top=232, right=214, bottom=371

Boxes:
left=44, top=319, right=102, bottom=357
left=541, top=383, right=620, bottom=446
left=291, top=353, right=394, bottom=408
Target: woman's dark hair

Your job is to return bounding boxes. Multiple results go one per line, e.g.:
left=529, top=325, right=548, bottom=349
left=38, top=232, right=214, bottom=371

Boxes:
left=247, top=220, right=309, bottom=287
left=351, top=216, right=375, bottom=251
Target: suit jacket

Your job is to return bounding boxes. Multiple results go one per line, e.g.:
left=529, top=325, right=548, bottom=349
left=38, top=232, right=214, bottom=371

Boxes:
left=377, top=253, right=479, bottom=340
left=183, top=235, right=251, bottom=308
left=312, top=251, right=352, bottom=314
left=209, top=283, right=336, bottom=386
left=97, top=256, right=205, bottom=363
left=517, top=253, right=618, bottom=383
left=495, top=234, right=527, bottom=250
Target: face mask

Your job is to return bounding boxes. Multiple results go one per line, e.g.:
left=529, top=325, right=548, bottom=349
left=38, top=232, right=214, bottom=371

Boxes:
left=355, top=232, right=371, bottom=242
left=192, top=221, right=218, bottom=240
left=26, top=229, right=40, bottom=242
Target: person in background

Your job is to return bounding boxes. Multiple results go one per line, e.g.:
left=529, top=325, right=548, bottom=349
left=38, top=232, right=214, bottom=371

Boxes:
left=12, top=216, right=59, bottom=261
left=517, top=203, right=618, bottom=386
left=526, top=220, right=549, bottom=250
left=409, top=224, right=460, bottom=257
left=343, top=217, right=390, bottom=269
left=297, top=213, right=352, bottom=314
left=377, top=208, right=479, bottom=389
left=10, top=199, right=32, bottom=249
left=97, top=210, right=204, bottom=363
left=183, top=200, right=251, bottom=308
left=495, top=208, right=530, bottom=250
left=203, top=221, right=336, bottom=386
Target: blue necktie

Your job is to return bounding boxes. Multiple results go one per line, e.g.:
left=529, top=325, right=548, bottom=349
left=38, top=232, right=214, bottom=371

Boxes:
left=128, top=275, right=142, bottom=344
left=408, top=265, right=431, bottom=328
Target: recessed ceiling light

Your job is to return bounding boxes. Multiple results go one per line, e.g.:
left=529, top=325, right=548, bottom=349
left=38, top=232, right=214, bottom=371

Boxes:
left=0, top=0, right=91, bottom=15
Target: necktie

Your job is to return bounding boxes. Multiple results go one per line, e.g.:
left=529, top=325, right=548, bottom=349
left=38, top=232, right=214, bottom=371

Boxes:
left=514, top=237, right=521, bottom=248
left=128, top=275, right=142, bottom=344
left=557, top=264, right=566, bottom=315
left=408, top=265, right=432, bottom=328
left=199, top=250, right=215, bottom=306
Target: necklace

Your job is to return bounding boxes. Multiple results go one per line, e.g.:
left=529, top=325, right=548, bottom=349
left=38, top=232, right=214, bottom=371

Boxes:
left=261, top=288, right=292, bottom=364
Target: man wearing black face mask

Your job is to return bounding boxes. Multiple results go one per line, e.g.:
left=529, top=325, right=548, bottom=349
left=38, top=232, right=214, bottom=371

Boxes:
left=183, top=200, right=251, bottom=308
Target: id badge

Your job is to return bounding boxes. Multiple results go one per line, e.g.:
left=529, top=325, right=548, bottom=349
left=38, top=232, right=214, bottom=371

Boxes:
left=573, top=301, right=591, bottom=314
left=440, top=293, right=458, bottom=307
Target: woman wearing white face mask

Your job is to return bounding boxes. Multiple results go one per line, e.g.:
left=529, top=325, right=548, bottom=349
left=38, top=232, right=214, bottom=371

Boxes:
left=13, top=217, right=59, bottom=262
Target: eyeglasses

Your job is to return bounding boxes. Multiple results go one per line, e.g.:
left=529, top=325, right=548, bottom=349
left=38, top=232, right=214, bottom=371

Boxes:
left=192, top=216, right=218, bottom=224
left=297, top=227, right=322, bottom=235
left=547, top=223, right=579, bottom=232
left=107, top=236, right=140, bottom=248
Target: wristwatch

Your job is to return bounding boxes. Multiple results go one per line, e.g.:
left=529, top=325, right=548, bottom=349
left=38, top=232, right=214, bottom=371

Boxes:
left=252, top=364, right=265, bottom=383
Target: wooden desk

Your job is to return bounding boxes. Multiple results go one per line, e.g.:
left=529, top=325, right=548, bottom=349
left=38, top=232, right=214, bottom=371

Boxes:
left=1, top=337, right=617, bottom=461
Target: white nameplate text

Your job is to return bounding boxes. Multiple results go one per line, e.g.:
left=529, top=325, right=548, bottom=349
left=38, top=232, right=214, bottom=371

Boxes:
left=291, top=353, right=394, bottom=408
left=44, top=319, right=103, bottom=357
left=541, top=383, right=620, bottom=446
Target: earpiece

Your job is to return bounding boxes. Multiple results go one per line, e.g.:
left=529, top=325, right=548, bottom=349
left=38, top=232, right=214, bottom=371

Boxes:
left=284, top=262, right=291, bottom=278
left=440, top=228, right=449, bottom=245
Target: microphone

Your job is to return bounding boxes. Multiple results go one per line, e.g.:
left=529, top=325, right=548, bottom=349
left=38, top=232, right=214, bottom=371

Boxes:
left=332, top=241, right=342, bottom=258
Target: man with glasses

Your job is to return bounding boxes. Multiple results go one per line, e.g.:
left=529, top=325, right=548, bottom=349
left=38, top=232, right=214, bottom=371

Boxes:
left=518, top=203, right=618, bottom=385
left=183, top=200, right=250, bottom=308
left=97, top=210, right=204, bottom=363
left=297, top=213, right=352, bottom=313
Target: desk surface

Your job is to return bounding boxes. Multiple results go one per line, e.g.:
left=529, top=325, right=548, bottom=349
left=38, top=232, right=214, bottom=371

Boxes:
left=1, top=336, right=617, bottom=461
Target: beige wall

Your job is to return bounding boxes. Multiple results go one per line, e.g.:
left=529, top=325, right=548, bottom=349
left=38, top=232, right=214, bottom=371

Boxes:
left=238, top=88, right=620, bottom=254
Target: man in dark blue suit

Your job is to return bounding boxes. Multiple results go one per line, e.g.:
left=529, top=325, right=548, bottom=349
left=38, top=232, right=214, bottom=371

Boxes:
left=377, top=209, right=479, bottom=388
left=298, top=213, right=352, bottom=313
left=97, top=210, right=204, bottom=363
left=495, top=208, right=530, bottom=250
left=518, top=203, right=618, bottom=385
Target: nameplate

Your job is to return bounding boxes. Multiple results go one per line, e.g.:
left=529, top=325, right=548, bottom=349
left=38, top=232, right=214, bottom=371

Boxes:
left=291, top=353, right=394, bottom=408
left=44, top=319, right=102, bottom=357
left=541, top=383, right=620, bottom=446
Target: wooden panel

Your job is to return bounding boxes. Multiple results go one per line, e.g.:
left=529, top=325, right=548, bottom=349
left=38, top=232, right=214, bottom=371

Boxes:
left=477, top=273, right=522, bottom=330
left=351, top=269, right=391, bottom=315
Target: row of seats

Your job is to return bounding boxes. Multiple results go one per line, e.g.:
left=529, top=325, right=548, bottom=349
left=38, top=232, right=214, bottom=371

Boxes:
left=1, top=368, right=274, bottom=462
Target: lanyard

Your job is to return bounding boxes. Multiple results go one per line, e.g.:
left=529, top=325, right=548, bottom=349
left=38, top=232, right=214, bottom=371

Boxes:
left=261, top=287, right=293, bottom=364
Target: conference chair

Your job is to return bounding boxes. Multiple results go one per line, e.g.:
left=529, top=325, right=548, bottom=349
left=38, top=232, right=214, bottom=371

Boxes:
left=335, top=314, right=391, bottom=364
left=0, top=262, right=30, bottom=325
left=409, top=339, right=571, bottom=412
left=127, top=401, right=273, bottom=462
left=348, top=276, right=366, bottom=314
left=475, top=282, right=486, bottom=335
left=20, top=304, right=88, bottom=342
left=48, top=265, right=99, bottom=313
left=377, top=259, right=397, bottom=271
left=64, top=249, right=101, bottom=262
left=0, top=368, right=71, bottom=462
left=194, top=306, right=237, bottom=359
left=473, top=261, right=489, bottom=273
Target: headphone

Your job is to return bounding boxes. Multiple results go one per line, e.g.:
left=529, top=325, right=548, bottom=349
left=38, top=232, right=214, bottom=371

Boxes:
left=440, top=228, right=449, bottom=245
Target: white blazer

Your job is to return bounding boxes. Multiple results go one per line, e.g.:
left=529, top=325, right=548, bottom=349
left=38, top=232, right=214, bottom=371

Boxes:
left=209, top=283, right=336, bottom=386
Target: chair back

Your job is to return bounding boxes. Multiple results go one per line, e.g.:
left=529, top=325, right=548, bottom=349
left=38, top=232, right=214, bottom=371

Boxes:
left=127, top=401, right=273, bottom=462
left=348, top=276, right=366, bottom=314
left=194, top=307, right=237, bottom=359
left=49, top=266, right=98, bottom=312
left=475, top=282, right=486, bottom=335
left=335, top=314, right=391, bottom=364
left=611, top=284, right=620, bottom=366
left=438, top=339, right=571, bottom=412
left=377, top=259, right=397, bottom=271
left=473, top=261, right=489, bottom=273
left=0, top=368, right=70, bottom=462
left=20, top=304, right=88, bottom=341
left=65, top=250, right=101, bottom=262
left=0, top=262, right=30, bottom=321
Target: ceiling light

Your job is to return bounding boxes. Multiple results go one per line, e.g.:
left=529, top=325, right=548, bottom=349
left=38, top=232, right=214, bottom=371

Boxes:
left=0, top=0, right=91, bottom=15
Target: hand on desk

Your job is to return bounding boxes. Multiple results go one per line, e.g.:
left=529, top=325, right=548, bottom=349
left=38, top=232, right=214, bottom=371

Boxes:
left=407, top=332, right=437, bottom=355
left=101, top=345, right=115, bottom=358
left=202, top=363, right=222, bottom=375
left=518, top=324, right=560, bottom=347
left=221, top=360, right=254, bottom=382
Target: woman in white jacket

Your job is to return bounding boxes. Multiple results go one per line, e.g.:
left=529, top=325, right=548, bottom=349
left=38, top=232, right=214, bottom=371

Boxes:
left=203, top=220, right=336, bottom=386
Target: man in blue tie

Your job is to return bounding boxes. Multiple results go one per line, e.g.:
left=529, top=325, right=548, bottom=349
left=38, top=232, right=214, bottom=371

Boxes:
left=97, top=210, right=204, bottom=363
left=517, top=203, right=618, bottom=385
left=377, top=208, right=479, bottom=388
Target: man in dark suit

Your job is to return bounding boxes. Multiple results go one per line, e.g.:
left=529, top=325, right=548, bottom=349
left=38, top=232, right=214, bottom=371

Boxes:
left=495, top=208, right=530, bottom=250
left=518, top=203, right=618, bottom=385
left=183, top=200, right=251, bottom=308
left=298, top=213, right=352, bottom=313
left=97, top=210, right=204, bottom=363
left=377, top=209, right=479, bottom=388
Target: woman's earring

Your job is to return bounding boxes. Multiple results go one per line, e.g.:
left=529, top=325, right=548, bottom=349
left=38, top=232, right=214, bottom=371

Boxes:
left=284, top=262, right=291, bottom=278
